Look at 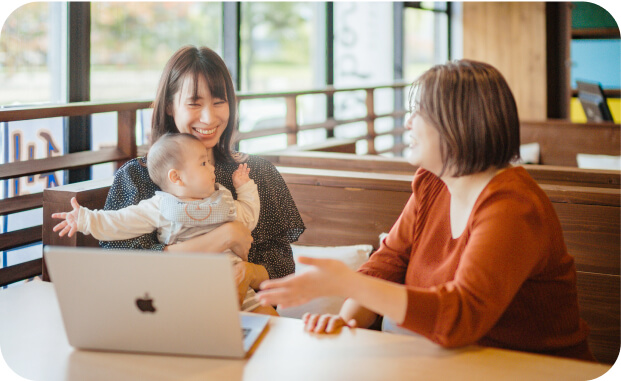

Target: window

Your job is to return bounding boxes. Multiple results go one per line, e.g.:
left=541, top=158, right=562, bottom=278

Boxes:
left=89, top=2, right=222, bottom=176
left=90, top=2, right=222, bottom=102
left=238, top=2, right=323, bottom=153
left=333, top=2, right=394, bottom=154
left=1, top=3, right=66, bottom=281
left=403, top=2, right=449, bottom=82
left=0, top=2, right=66, bottom=106
left=402, top=2, right=449, bottom=158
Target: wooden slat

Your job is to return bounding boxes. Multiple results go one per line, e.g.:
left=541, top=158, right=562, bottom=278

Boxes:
left=572, top=27, right=620, bottom=39
left=263, top=151, right=412, bottom=174
left=555, top=203, right=620, bottom=275
left=0, top=258, right=43, bottom=288
left=279, top=138, right=358, bottom=154
left=0, top=147, right=130, bottom=181
left=541, top=184, right=620, bottom=207
left=0, top=100, right=152, bottom=122
left=0, top=193, right=43, bottom=216
left=520, top=120, right=621, bottom=166
left=576, top=271, right=620, bottom=364
left=524, top=165, right=620, bottom=188
left=366, top=88, right=376, bottom=155
left=263, top=151, right=621, bottom=188
left=0, top=226, right=42, bottom=252
left=285, top=95, right=298, bottom=146
left=236, top=82, right=410, bottom=100
left=278, top=167, right=413, bottom=192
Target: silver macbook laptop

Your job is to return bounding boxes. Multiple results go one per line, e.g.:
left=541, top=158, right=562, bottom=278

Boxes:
left=43, top=246, right=269, bottom=358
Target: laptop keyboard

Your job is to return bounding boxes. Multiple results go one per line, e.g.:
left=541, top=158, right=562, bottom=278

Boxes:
left=242, top=327, right=251, bottom=339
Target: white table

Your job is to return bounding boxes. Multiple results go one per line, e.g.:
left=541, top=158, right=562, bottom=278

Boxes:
left=0, top=280, right=613, bottom=381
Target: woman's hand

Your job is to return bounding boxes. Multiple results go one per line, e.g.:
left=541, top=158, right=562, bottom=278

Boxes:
left=302, top=312, right=357, bottom=333
left=257, top=256, right=354, bottom=309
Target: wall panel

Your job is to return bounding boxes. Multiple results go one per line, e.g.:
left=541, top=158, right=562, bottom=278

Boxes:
left=463, top=2, right=547, bottom=120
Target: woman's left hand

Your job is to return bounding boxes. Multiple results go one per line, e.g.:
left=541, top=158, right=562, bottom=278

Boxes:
left=257, top=257, right=354, bottom=309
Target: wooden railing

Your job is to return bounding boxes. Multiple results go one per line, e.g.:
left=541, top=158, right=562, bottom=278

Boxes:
left=0, top=82, right=409, bottom=286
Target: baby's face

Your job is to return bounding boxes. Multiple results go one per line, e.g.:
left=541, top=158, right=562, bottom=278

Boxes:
left=177, top=141, right=216, bottom=199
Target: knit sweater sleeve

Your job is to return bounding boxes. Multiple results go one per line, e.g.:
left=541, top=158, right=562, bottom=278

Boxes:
left=400, top=180, right=550, bottom=348
left=357, top=169, right=427, bottom=283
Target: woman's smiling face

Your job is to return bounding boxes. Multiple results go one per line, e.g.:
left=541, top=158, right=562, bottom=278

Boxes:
left=405, top=112, right=444, bottom=175
left=168, top=74, right=230, bottom=151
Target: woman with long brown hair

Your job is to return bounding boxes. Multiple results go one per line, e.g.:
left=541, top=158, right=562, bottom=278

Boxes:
left=102, top=45, right=305, bottom=314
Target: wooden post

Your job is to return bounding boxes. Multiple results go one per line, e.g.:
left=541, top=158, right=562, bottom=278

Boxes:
left=366, top=88, right=376, bottom=154
left=285, top=95, right=298, bottom=147
left=116, top=109, right=137, bottom=170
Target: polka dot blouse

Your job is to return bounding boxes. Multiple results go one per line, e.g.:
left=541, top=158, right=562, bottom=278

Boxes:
left=101, top=154, right=306, bottom=279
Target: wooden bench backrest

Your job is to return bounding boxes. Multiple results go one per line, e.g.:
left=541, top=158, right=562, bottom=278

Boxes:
left=262, top=151, right=621, bottom=188
left=42, top=167, right=620, bottom=364
left=519, top=120, right=620, bottom=166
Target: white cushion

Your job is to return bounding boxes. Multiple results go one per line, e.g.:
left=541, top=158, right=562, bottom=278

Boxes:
left=276, top=244, right=373, bottom=319
left=576, top=154, right=621, bottom=170
left=513, top=142, right=540, bottom=165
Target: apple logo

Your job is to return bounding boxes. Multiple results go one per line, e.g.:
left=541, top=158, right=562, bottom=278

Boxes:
left=135, top=293, right=156, bottom=313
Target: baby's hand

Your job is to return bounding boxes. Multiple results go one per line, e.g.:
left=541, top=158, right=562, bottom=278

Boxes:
left=232, top=163, right=250, bottom=189
left=51, top=197, right=81, bottom=238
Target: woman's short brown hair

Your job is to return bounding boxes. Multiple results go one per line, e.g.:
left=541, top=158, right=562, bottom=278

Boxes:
left=409, top=59, right=520, bottom=177
left=151, top=45, right=238, bottom=163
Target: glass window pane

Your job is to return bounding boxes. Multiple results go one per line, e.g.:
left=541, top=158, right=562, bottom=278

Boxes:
left=240, top=2, right=318, bottom=93
left=0, top=2, right=65, bottom=106
left=297, top=94, right=327, bottom=126
left=238, top=98, right=286, bottom=134
left=298, top=128, right=327, bottom=147
left=404, top=8, right=449, bottom=81
left=2, top=118, right=65, bottom=199
left=333, top=2, right=393, bottom=154
left=238, top=134, right=287, bottom=154
left=90, top=2, right=222, bottom=101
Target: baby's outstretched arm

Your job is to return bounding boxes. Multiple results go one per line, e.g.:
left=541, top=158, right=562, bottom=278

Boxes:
left=51, top=197, right=81, bottom=237
left=232, top=163, right=251, bottom=189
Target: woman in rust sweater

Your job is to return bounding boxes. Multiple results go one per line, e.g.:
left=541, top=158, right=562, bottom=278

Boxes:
left=257, top=60, right=593, bottom=361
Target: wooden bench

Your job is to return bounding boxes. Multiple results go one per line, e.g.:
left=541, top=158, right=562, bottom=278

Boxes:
left=262, top=150, right=621, bottom=189
left=41, top=167, right=620, bottom=364
left=520, top=120, right=620, bottom=167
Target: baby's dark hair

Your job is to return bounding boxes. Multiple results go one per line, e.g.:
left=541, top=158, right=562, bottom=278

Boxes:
left=146, top=133, right=202, bottom=191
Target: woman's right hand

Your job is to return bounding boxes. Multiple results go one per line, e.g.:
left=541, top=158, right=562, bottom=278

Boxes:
left=302, top=313, right=357, bottom=333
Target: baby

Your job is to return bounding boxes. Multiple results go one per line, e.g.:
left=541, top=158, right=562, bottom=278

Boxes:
left=52, top=133, right=269, bottom=313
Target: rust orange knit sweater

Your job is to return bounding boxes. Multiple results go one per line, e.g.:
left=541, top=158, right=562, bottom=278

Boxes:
left=359, top=167, right=593, bottom=361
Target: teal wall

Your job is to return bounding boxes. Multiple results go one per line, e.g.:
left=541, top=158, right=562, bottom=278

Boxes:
left=570, top=2, right=620, bottom=89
